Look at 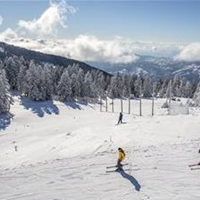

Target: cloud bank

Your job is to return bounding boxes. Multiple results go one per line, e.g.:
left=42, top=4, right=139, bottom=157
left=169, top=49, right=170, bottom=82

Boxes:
left=175, top=43, right=200, bottom=62
left=0, top=32, right=182, bottom=64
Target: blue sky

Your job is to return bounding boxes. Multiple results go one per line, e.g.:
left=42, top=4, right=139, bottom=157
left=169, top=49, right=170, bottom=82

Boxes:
left=0, top=1, right=200, bottom=42
left=0, top=0, right=200, bottom=63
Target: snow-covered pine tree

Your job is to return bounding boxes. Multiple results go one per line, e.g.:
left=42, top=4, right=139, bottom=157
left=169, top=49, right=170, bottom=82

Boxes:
left=71, top=73, right=81, bottom=98
left=42, top=65, right=54, bottom=100
left=67, top=64, right=79, bottom=76
left=166, top=80, right=172, bottom=99
left=0, top=68, right=13, bottom=114
left=134, top=76, right=142, bottom=98
left=109, top=75, right=119, bottom=98
left=193, top=82, right=200, bottom=106
left=142, top=75, right=153, bottom=97
left=122, top=74, right=131, bottom=98
left=17, top=63, right=28, bottom=95
left=129, top=74, right=138, bottom=97
left=4, top=56, right=20, bottom=90
left=51, top=65, right=65, bottom=95
left=109, top=73, right=124, bottom=98
left=159, top=78, right=170, bottom=98
left=77, top=68, right=85, bottom=97
left=172, top=75, right=181, bottom=97
left=154, top=79, right=163, bottom=97
left=24, top=61, right=46, bottom=101
left=93, top=71, right=106, bottom=97
left=184, top=81, right=193, bottom=98
left=83, top=71, right=96, bottom=98
left=57, top=70, right=72, bottom=101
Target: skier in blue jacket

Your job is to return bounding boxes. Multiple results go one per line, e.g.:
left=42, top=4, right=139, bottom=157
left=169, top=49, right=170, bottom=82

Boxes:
left=117, top=112, right=123, bottom=124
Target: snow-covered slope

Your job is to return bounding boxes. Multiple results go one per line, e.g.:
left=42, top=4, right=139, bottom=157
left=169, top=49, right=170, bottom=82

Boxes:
left=1, top=96, right=200, bottom=200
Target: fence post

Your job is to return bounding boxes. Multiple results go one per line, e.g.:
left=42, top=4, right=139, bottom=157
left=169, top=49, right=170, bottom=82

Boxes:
left=152, top=83, right=155, bottom=116
left=140, top=98, right=142, bottom=116
left=121, top=98, right=123, bottom=113
left=106, top=93, right=108, bottom=112
left=140, top=84, right=142, bottom=116
left=112, top=98, right=114, bottom=113
left=152, top=97, right=154, bottom=116
left=128, top=97, right=131, bottom=114
left=100, top=96, right=102, bottom=112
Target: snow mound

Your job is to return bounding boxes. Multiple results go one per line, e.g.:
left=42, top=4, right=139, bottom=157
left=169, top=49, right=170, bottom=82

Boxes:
left=169, top=101, right=189, bottom=115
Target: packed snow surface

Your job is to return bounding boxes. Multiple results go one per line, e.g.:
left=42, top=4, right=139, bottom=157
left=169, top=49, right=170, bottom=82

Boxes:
left=0, top=97, right=200, bottom=200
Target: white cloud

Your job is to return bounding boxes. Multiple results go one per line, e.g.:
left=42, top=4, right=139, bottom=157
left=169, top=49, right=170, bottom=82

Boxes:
left=0, top=15, right=3, bottom=27
left=175, top=43, right=200, bottom=62
left=18, top=0, right=76, bottom=37
left=0, top=28, right=18, bottom=41
left=68, top=35, right=138, bottom=64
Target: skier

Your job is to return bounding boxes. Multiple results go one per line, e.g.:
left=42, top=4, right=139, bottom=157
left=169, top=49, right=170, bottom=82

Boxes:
left=117, top=147, right=126, bottom=171
left=117, top=112, right=123, bottom=124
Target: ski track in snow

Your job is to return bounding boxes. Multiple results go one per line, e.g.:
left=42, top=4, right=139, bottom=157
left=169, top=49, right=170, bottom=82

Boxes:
left=1, top=97, right=200, bottom=200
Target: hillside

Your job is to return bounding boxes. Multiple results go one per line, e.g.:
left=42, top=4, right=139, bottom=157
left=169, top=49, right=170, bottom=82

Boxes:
left=0, top=97, right=200, bottom=199
left=0, top=42, right=110, bottom=77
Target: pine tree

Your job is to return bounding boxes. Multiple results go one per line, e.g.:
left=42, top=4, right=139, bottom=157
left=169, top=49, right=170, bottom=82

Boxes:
left=71, top=73, right=81, bottom=98
left=57, top=70, right=72, bottom=101
left=94, top=72, right=106, bottom=97
left=4, top=56, right=20, bottom=90
left=122, top=74, right=131, bottom=98
left=42, top=66, right=54, bottom=100
left=134, top=76, right=142, bottom=98
left=24, top=61, right=46, bottom=101
left=17, top=63, right=28, bottom=95
left=83, top=72, right=96, bottom=98
left=77, top=68, right=85, bottom=97
left=0, top=68, right=13, bottom=114
left=193, top=82, right=200, bottom=106
left=143, top=76, right=153, bottom=97
left=109, top=75, right=119, bottom=98
left=185, top=81, right=193, bottom=98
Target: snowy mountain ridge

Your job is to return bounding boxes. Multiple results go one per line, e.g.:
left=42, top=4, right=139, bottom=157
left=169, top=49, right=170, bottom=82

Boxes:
left=88, top=55, right=200, bottom=80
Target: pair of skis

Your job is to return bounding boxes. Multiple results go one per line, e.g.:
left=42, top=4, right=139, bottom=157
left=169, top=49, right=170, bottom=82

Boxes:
left=189, top=163, right=200, bottom=170
left=106, top=163, right=200, bottom=172
left=106, top=163, right=136, bottom=173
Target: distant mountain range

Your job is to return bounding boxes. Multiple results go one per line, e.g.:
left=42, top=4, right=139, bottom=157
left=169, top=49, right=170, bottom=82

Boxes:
left=0, top=42, right=110, bottom=77
left=88, top=55, right=200, bottom=81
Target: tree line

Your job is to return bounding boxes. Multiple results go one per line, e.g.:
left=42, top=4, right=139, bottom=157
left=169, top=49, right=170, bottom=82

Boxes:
left=0, top=55, right=200, bottom=114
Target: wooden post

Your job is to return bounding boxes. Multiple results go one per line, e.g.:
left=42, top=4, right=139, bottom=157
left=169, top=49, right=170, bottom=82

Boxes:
left=152, top=97, right=154, bottom=116
left=106, top=94, right=108, bottom=112
left=152, top=83, right=155, bottom=116
left=128, top=97, right=131, bottom=114
left=121, top=98, right=123, bottom=113
left=140, top=98, right=142, bottom=116
left=112, top=98, right=114, bottom=113
left=169, top=80, right=172, bottom=112
left=100, top=96, right=102, bottom=112
left=140, top=84, right=142, bottom=116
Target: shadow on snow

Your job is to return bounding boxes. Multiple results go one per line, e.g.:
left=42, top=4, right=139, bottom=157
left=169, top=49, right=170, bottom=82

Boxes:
left=119, top=170, right=141, bottom=192
left=0, top=113, right=14, bottom=132
left=64, top=101, right=82, bottom=110
left=63, top=99, right=95, bottom=110
left=21, top=97, right=59, bottom=117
